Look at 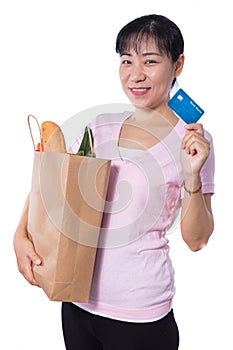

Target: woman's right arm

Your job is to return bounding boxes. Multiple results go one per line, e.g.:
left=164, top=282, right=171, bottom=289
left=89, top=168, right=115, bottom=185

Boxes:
left=13, top=194, right=42, bottom=286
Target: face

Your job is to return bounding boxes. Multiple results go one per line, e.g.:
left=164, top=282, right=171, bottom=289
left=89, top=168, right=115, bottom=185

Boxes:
left=119, top=39, right=184, bottom=111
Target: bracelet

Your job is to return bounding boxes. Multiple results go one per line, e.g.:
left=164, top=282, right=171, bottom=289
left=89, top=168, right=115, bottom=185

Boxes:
left=184, top=182, right=202, bottom=195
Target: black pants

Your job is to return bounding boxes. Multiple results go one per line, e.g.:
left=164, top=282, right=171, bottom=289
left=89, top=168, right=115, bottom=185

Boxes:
left=62, top=302, right=179, bottom=350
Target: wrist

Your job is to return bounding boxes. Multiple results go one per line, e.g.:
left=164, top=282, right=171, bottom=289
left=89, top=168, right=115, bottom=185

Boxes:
left=183, top=175, right=202, bottom=195
left=184, top=181, right=202, bottom=195
left=15, top=223, right=29, bottom=238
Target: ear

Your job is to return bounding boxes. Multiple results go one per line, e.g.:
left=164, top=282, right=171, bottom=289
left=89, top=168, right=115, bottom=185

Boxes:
left=174, top=54, right=185, bottom=77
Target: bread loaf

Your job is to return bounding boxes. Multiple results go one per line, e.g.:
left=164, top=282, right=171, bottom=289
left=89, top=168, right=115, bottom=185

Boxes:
left=41, top=121, right=66, bottom=153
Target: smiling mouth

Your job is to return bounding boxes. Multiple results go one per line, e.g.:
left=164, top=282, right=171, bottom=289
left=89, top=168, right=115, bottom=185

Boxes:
left=130, top=87, right=150, bottom=95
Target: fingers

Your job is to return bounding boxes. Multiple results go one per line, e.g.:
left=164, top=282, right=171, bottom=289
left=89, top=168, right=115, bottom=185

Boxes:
left=25, top=251, right=42, bottom=286
left=184, top=123, right=204, bottom=135
left=182, top=123, right=210, bottom=157
left=14, top=233, right=42, bottom=286
left=30, top=250, right=42, bottom=267
left=20, top=256, right=40, bottom=286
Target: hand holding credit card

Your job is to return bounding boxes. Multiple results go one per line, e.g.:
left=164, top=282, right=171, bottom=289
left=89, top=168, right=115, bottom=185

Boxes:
left=168, top=88, right=204, bottom=123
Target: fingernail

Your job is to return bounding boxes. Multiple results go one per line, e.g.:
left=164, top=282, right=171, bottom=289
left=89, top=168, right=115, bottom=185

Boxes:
left=35, top=258, right=41, bottom=265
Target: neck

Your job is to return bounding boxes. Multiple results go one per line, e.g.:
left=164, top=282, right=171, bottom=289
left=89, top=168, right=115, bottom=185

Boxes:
left=131, top=105, right=178, bottom=128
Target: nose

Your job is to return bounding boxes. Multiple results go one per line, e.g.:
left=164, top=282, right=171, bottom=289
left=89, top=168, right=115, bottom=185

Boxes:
left=130, top=66, right=146, bottom=83
left=130, top=72, right=146, bottom=83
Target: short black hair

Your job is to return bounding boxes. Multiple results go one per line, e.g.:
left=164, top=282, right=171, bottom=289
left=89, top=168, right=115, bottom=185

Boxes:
left=116, top=14, right=184, bottom=63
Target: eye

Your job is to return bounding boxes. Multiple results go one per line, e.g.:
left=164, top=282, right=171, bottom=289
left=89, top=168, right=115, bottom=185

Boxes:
left=145, top=59, right=158, bottom=64
left=121, top=59, right=132, bottom=65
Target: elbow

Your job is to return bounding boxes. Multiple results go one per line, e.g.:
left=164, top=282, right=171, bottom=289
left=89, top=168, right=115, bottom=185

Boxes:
left=185, top=239, right=208, bottom=252
left=182, top=229, right=214, bottom=252
left=181, top=221, right=214, bottom=252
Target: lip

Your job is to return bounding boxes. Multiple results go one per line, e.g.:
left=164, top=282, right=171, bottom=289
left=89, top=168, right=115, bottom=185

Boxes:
left=129, top=87, right=151, bottom=96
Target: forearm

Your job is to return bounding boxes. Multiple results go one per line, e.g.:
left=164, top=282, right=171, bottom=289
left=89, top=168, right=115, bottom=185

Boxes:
left=181, top=177, right=214, bottom=251
left=14, top=194, right=30, bottom=237
left=14, top=193, right=41, bottom=285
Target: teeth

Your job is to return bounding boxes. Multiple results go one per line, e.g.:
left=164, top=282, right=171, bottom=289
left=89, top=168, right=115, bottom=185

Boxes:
left=132, top=88, right=147, bottom=92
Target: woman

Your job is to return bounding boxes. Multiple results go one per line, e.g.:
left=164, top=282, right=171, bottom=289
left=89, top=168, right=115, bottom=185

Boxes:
left=14, top=14, right=215, bottom=349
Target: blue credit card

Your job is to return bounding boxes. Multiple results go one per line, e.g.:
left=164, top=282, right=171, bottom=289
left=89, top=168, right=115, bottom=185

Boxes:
left=168, top=88, right=204, bottom=123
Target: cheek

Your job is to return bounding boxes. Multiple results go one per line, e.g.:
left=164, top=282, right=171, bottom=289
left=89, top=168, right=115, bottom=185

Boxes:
left=119, top=71, right=129, bottom=89
left=151, top=69, right=174, bottom=88
left=119, top=68, right=126, bottom=81
left=119, top=73, right=124, bottom=83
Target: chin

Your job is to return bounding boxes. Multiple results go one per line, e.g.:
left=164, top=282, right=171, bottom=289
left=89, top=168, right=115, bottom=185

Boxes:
left=132, top=103, right=154, bottom=111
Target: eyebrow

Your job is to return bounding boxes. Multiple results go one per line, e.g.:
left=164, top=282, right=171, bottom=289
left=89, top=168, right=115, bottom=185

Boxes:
left=120, top=52, right=162, bottom=57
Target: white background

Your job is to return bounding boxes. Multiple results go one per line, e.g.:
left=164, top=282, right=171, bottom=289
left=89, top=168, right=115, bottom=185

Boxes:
left=0, top=0, right=231, bottom=349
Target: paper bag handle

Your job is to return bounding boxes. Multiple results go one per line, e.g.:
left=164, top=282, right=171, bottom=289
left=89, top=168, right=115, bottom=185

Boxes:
left=27, top=114, right=42, bottom=151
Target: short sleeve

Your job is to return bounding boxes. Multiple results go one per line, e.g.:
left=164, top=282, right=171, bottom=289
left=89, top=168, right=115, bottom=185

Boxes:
left=200, top=130, right=215, bottom=195
left=180, top=129, right=215, bottom=199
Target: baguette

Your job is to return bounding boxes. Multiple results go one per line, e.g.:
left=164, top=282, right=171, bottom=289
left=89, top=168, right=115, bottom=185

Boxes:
left=41, top=121, right=66, bottom=153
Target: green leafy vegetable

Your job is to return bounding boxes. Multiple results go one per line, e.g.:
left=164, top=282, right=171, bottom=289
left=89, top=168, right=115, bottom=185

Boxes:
left=76, top=126, right=96, bottom=157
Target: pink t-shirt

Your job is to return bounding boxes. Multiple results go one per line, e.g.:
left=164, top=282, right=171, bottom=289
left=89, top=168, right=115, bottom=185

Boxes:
left=72, top=111, right=215, bottom=321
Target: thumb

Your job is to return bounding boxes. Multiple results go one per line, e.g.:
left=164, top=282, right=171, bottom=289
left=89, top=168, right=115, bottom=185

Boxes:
left=26, top=250, right=42, bottom=286
left=30, top=251, right=42, bottom=266
left=25, top=241, right=42, bottom=266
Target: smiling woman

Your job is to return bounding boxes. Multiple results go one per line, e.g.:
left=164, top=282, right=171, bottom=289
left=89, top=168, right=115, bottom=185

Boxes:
left=13, top=13, right=215, bottom=350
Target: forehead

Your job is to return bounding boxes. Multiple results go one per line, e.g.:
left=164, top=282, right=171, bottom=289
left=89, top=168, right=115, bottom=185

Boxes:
left=123, top=36, right=162, bottom=55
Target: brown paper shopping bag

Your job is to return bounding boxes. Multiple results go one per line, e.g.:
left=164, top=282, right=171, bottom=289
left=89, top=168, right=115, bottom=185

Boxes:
left=27, top=116, right=111, bottom=302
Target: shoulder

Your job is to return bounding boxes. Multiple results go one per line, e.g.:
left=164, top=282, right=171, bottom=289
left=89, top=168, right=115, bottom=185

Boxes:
left=89, top=110, right=131, bottom=129
left=89, top=111, right=132, bottom=141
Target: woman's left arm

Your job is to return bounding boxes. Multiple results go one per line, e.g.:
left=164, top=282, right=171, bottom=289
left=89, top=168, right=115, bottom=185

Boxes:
left=180, top=123, right=214, bottom=251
